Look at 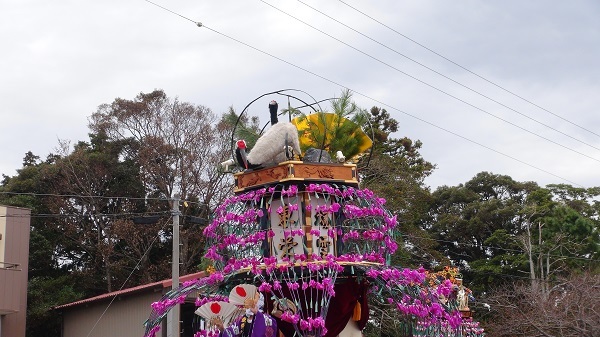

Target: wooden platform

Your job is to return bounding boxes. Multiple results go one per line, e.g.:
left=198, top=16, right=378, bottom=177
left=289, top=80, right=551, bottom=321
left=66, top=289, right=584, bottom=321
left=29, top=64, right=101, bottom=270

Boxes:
left=460, top=310, right=473, bottom=318
left=233, top=161, right=358, bottom=193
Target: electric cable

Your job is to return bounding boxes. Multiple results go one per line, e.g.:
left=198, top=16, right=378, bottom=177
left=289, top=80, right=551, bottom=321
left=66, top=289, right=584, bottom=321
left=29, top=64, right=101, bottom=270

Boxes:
left=0, top=190, right=171, bottom=201
left=33, top=205, right=587, bottom=267
left=337, top=0, right=600, bottom=140
left=418, top=248, right=579, bottom=285
left=85, top=219, right=172, bottom=337
left=401, top=233, right=600, bottom=263
left=258, top=96, right=334, bottom=136
left=2, top=199, right=596, bottom=264
left=141, top=0, right=587, bottom=187
left=294, top=0, right=600, bottom=153
left=144, top=0, right=197, bottom=24
left=0, top=211, right=170, bottom=219
left=228, top=89, right=308, bottom=161
left=257, top=0, right=600, bottom=164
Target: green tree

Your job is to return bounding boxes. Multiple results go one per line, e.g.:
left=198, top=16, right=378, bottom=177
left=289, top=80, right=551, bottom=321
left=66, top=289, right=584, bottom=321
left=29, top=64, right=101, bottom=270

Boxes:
left=426, top=172, right=600, bottom=294
left=426, top=172, right=539, bottom=291
left=2, top=89, right=242, bottom=335
left=519, top=187, right=600, bottom=295
left=358, top=107, right=439, bottom=268
left=46, top=133, right=169, bottom=293
left=26, top=276, right=82, bottom=337
left=293, top=89, right=370, bottom=160
left=0, top=152, right=66, bottom=279
left=1, top=152, right=84, bottom=337
left=222, top=106, right=262, bottom=150
left=89, top=89, right=233, bottom=274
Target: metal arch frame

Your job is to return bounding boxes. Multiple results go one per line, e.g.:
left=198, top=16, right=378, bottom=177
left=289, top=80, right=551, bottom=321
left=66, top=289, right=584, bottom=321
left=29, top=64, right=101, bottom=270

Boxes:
left=229, top=89, right=376, bottom=169
left=229, top=89, right=324, bottom=162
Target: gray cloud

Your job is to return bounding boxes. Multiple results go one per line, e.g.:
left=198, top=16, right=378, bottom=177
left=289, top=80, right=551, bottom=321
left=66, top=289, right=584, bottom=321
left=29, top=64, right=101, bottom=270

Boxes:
left=1, top=0, right=599, bottom=189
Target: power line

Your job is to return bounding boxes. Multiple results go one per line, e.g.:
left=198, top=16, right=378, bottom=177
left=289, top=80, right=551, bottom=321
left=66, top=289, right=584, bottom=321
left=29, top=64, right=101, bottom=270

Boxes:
left=402, top=233, right=600, bottom=264
left=294, top=0, right=600, bottom=153
left=0, top=211, right=170, bottom=219
left=0, top=190, right=170, bottom=201
left=85, top=219, right=172, bottom=337
left=399, top=237, right=592, bottom=288
left=0, top=191, right=206, bottom=206
left=143, top=0, right=197, bottom=24
left=336, top=0, right=600, bottom=140
left=4, top=210, right=597, bottom=264
left=403, top=237, right=599, bottom=287
left=258, top=0, right=600, bottom=164
left=141, top=0, right=586, bottom=187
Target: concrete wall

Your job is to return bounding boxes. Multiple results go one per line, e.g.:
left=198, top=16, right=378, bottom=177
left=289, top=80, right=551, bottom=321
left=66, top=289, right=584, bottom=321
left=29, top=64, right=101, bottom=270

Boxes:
left=62, top=290, right=163, bottom=337
left=0, top=206, right=31, bottom=337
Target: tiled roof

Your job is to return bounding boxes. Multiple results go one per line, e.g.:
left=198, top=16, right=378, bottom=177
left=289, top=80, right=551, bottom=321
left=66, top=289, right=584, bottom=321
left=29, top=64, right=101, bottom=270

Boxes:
left=53, top=271, right=206, bottom=310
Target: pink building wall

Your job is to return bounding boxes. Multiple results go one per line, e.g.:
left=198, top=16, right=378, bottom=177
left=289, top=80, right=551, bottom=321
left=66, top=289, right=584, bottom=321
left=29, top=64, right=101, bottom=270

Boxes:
left=0, top=205, right=31, bottom=337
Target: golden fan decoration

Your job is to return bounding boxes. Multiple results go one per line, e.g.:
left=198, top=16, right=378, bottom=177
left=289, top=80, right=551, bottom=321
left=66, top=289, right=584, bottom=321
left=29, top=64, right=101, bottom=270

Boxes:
left=291, top=112, right=372, bottom=162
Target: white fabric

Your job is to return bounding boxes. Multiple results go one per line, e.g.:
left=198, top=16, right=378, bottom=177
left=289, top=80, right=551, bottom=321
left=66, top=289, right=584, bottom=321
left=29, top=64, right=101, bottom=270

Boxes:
left=246, top=123, right=301, bottom=166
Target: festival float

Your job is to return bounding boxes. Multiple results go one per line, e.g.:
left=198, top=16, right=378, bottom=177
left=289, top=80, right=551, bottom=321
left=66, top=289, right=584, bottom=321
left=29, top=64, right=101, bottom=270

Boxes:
left=143, top=90, right=485, bottom=337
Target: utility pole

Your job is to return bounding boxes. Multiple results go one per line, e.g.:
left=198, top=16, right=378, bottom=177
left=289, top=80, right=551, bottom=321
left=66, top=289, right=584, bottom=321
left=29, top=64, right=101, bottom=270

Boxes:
left=167, top=196, right=180, bottom=337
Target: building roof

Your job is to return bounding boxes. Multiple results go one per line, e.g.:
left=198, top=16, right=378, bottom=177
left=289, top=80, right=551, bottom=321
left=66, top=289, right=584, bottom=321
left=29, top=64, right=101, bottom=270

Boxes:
left=53, top=271, right=206, bottom=310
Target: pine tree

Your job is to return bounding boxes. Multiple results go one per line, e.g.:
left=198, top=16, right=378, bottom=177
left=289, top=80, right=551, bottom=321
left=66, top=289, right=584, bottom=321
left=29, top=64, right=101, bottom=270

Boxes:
left=293, top=89, right=371, bottom=160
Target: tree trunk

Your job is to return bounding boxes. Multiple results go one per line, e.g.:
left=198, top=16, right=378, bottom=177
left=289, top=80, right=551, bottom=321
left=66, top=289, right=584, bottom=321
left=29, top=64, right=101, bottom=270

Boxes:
left=525, top=223, right=537, bottom=292
left=538, top=221, right=547, bottom=297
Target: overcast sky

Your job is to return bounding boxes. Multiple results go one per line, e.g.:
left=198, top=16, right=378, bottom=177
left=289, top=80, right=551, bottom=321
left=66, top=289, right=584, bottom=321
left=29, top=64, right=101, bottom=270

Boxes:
left=2, top=0, right=599, bottom=190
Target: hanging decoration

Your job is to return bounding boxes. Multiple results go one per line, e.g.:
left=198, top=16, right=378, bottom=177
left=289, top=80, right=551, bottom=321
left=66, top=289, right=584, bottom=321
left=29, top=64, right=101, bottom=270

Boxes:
left=142, top=91, right=485, bottom=337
